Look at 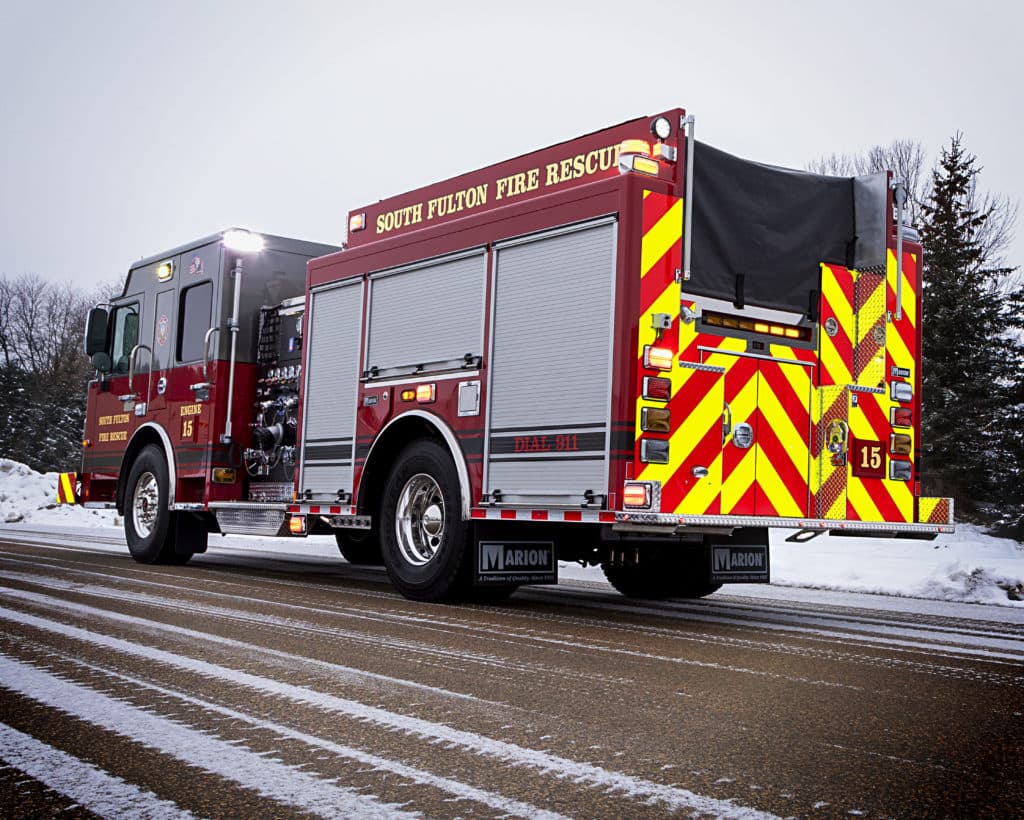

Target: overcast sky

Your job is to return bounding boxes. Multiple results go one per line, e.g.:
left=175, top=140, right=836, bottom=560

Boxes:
left=1, top=0, right=1020, bottom=292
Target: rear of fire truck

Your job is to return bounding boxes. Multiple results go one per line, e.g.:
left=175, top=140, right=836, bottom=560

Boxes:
left=290, top=108, right=953, bottom=602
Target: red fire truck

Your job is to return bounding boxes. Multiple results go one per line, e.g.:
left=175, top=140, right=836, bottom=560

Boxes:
left=63, top=107, right=953, bottom=602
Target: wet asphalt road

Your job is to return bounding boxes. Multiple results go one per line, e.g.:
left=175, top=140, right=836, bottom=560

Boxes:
left=0, top=528, right=1022, bottom=819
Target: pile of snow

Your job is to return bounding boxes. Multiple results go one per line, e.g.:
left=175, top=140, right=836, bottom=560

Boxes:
left=0, top=459, right=117, bottom=527
left=765, top=526, right=1024, bottom=607
left=1, top=458, right=1021, bottom=606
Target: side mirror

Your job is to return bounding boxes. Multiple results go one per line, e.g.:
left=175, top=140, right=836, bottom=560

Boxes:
left=91, top=352, right=112, bottom=373
left=85, top=307, right=108, bottom=356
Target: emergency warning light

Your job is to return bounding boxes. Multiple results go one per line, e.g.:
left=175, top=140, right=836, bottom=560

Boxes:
left=222, top=229, right=265, bottom=253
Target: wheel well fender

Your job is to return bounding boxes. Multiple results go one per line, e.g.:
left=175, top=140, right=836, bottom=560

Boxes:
left=116, top=422, right=176, bottom=513
left=358, top=410, right=472, bottom=519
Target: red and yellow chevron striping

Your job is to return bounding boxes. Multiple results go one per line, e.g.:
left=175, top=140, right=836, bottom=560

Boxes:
left=854, top=271, right=886, bottom=387
left=918, top=497, right=952, bottom=525
left=56, top=472, right=77, bottom=505
left=818, top=263, right=855, bottom=386
left=811, top=385, right=849, bottom=519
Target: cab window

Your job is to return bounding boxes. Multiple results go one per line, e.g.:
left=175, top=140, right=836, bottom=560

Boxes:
left=178, top=281, right=213, bottom=362
left=110, top=303, right=140, bottom=374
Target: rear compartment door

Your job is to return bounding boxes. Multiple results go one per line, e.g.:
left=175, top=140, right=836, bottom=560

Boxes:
left=484, top=218, right=616, bottom=506
left=706, top=352, right=812, bottom=517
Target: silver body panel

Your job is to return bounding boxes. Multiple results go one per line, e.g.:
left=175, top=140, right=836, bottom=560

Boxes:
left=484, top=219, right=617, bottom=505
left=300, top=280, right=363, bottom=499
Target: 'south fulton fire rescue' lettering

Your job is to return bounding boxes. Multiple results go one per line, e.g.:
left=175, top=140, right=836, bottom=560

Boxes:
left=476, top=541, right=557, bottom=585
left=375, top=143, right=621, bottom=236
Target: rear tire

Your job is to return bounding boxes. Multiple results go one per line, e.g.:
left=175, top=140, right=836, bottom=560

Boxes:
left=379, top=440, right=471, bottom=602
left=335, top=529, right=383, bottom=565
left=124, top=445, right=191, bottom=565
left=602, top=549, right=721, bottom=600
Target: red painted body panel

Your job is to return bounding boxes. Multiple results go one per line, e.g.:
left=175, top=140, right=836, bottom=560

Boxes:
left=80, top=359, right=257, bottom=507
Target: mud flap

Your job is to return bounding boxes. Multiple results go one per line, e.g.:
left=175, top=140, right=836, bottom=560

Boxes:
left=474, top=538, right=557, bottom=586
left=173, top=512, right=209, bottom=556
left=708, top=528, right=770, bottom=584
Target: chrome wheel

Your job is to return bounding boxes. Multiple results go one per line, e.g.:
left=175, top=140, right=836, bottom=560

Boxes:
left=131, top=471, right=160, bottom=539
left=394, top=473, right=445, bottom=567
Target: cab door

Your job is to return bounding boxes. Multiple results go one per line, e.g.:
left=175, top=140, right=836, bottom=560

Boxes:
left=82, top=296, right=145, bottom=496
left=147, top=287, right=175, bottom=419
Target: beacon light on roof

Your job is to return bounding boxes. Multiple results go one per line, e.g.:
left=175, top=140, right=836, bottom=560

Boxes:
left=222, top=229, right=265, bottom=253
left=155, top=260, right=174, bottom=282
left=618, top=139, right=660, bottom=177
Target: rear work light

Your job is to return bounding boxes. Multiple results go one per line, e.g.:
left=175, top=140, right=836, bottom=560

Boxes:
left=288, top=514, right=307, bottom=534
left=623, top=481, right=652, bottom=509
left=889, top=433, right=912, bottom=455
left=642, top=376, right=672, bottom=401
left=643, top=345, right=673, bottom=371
left=702, top=310, right=811, bottom=342
left=641, top=407, right=671, bottom=433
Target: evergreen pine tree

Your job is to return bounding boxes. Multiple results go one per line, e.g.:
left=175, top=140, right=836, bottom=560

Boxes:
left=919, top=136, right=1024, bottom=527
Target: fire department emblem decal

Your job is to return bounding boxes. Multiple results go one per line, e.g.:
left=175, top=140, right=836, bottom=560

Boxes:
left=824, top=317, right=839, bottom=337
left=872, top=325, right=886, bottom=345
left=157, top=314, right=169, bottom=346
left=189, top=255, right=204, bottom=276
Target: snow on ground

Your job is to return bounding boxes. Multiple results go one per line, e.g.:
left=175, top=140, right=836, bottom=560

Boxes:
left=2, top=458, right=1022, bottom=607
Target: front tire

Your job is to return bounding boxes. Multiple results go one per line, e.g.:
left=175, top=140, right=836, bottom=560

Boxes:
left=380, top=440, right=471, bottom=602
left=124, top=445, right=190, bottom=565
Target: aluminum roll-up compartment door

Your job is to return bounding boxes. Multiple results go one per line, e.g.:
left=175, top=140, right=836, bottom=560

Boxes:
left=366, top=249, right=486, bottom=377
left=485, top=218, right=616, bottom=505
left=300, top=279, right=363, bottom=499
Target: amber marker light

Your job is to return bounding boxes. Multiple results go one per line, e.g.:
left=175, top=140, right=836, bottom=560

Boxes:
left=889, top=433, right=912, bottom=455
left=212, top=468, right=236, bottom=483
left=288, top=515, right=307, bottom=534
left=400, top=389, right=416, bottom=402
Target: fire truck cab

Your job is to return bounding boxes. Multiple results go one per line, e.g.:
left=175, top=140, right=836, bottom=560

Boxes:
left=71, top=108, right=954, bottom=603
left=81, top=230, right=338, bottom=561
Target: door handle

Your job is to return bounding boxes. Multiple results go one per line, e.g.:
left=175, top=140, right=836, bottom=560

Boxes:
left=119, top=344, right=152, bottom=401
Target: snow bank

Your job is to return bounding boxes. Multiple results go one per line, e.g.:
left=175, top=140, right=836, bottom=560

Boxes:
left=766, top=526, right=1024, bottom=606
left=1, top=458, right=1021, bottom=606
left=0, top=459, right=117, bottom=527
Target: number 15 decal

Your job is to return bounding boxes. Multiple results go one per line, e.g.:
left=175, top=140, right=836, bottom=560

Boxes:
left=851, top=439, right=885, bottom=479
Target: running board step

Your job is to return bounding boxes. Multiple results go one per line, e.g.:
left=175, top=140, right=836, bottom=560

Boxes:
left=214, top=507, right=288, bottom=537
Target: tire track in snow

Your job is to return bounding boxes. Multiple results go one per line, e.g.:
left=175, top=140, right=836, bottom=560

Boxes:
left=0, top=654, right=415, bottom=818
left=27, top=647, right=569, bottom=820
left=0, top=601, right=779, bottom=819
left=0, top=721, right=195, bottom=819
